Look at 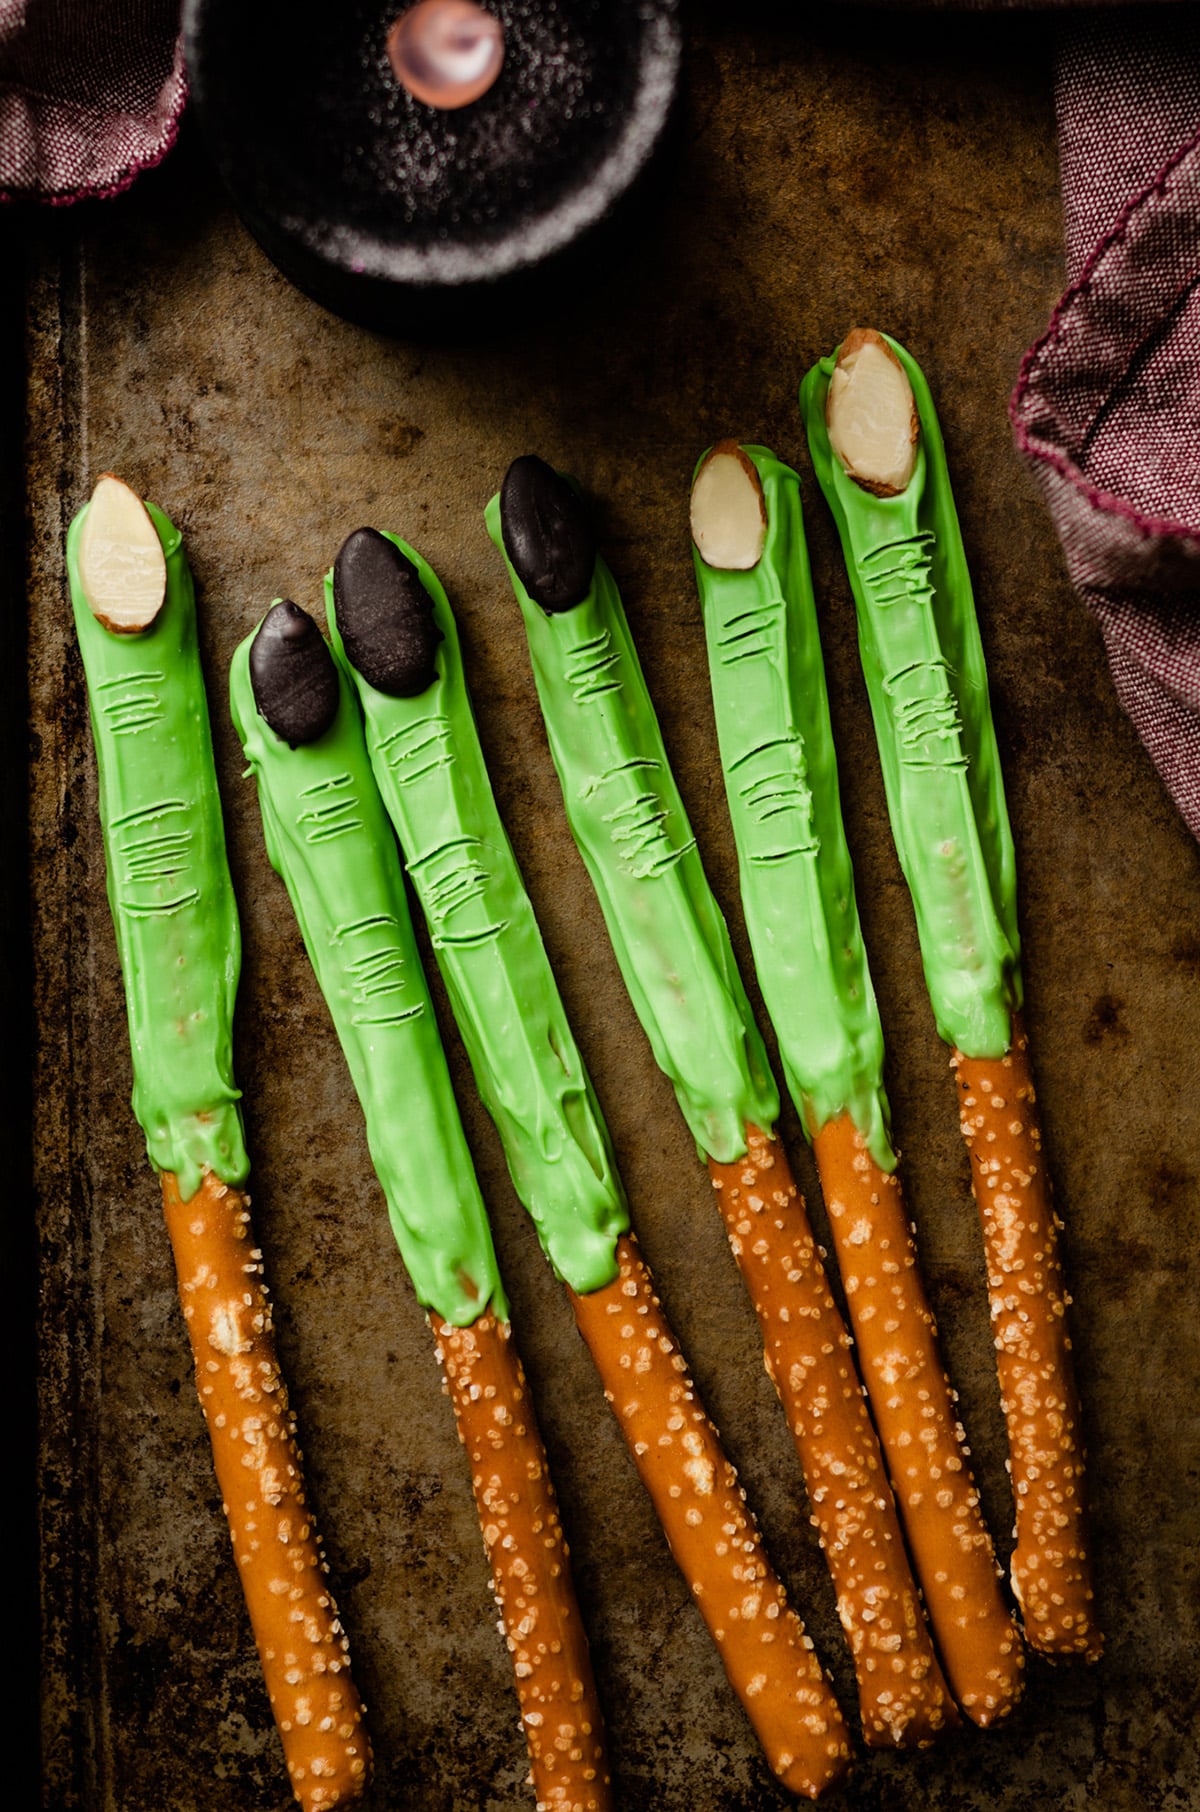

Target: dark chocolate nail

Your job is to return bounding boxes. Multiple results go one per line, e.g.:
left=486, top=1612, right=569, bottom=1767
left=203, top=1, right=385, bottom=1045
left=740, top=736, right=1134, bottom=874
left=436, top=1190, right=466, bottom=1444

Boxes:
left=333, top=527, right=443, bottom=696
left=249, top=600, right=340, bottom=746
left=499, top=455, right=596, bottom=613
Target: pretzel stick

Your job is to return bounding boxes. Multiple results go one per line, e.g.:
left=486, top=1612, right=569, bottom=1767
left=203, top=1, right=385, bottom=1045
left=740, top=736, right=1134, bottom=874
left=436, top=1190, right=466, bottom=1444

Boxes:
left=800, top=331, right=1100, bottom=1662
left=690, top=441, right=1023, bottom=1722
left=488, top=461, right=955, bottom=1746
left=708, top=1126, right=957, bottom=1747
left=433, top=1311, right=612, bottom=1812
left=953, top=1019, right=1100, bottom=1658
left=162, top=1171, right=370, bottom=1811
left=232, top=608, right=615, bottom=1803
left=812, top=1116, right=1025, bottom=1718
left=327, top=528, right=853, bottom=1791
left=68, top=479, right=371, bottom=1803
left=570, top=1234, right=851, bottom=1798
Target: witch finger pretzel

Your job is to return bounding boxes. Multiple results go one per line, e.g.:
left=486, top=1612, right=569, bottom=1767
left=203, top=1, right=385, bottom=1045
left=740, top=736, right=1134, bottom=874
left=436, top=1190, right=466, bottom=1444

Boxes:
left=801, top=330, right=1100, bottom=1661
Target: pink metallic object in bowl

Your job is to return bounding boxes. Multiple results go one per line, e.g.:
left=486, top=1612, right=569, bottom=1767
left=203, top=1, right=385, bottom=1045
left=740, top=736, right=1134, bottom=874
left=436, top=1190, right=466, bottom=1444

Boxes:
left=386, top=0, right=505, bottom=110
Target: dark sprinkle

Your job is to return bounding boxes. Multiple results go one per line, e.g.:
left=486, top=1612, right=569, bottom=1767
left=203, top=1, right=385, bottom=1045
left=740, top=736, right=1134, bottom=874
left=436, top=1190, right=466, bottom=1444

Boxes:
left=500, top=454, right=596, bottom=613
left=249, top=600, right=340, bottom=746
left=333, top=527, right=443, bottom=697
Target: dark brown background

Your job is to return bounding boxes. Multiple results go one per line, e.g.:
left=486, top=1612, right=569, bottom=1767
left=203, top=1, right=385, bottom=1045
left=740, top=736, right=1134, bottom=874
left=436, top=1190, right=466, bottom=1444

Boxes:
left=23, top=7, right=1200, bottom=1809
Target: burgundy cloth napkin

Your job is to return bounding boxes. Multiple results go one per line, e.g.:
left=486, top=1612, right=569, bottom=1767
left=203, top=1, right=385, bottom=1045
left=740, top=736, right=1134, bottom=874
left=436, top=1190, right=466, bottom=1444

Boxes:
left=1011, top=11, right=1200, bottom=838
left=0, top=0, right=184, bottom=202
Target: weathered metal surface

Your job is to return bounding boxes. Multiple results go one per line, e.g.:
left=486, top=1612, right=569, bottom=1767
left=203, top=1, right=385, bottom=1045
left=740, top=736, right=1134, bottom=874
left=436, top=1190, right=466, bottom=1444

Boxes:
left=26, top=10, right=1200, bottom=1810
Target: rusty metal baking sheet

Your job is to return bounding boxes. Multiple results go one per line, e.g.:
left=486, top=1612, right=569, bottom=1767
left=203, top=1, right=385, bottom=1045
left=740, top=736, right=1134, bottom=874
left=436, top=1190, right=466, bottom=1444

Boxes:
left=26, top=10, right=1200, bottom=1810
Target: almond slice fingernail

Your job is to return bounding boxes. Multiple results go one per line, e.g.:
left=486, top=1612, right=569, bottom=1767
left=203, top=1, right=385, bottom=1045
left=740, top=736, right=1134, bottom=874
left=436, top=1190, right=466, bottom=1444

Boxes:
left=77, top=473, right=168, bottom=633
left=690, top=441, right=768, bottom=571
left=826, top=330, right=920, bottom=498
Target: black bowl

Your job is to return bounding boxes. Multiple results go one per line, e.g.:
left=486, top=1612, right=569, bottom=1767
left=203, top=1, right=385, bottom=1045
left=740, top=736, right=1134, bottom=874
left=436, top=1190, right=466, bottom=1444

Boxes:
left=183, top=0, right=682, bottom=335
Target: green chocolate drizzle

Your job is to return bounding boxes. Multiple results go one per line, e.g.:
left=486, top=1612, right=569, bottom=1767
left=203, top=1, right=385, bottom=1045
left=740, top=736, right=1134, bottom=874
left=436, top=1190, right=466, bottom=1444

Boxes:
left=800, top=337, right=1021, bottom=1060
left=327, top=537, right=628, bottom=1295
left=230, top=627, right=506, bottom=1326
left=487, top=485, right=779, bottom=1164
left=67, top=498, right=248, bottom=1203
left=692, top=446, right=895, bottom=1170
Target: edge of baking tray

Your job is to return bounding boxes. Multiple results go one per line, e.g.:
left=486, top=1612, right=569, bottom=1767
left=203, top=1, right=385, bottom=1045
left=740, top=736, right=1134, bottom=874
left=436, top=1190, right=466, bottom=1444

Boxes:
left=4, top=224, right=40, bottom=1802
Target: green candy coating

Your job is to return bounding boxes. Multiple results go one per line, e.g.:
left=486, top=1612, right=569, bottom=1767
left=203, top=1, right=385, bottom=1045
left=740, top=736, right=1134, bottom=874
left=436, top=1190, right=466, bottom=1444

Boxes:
left=230, top=625, right=506, bottom=1326
left=692, top=446, right=895, bottom=1170
left=800, top=337, right=1021, bottom=1060
left=487, top=484, right=779, bottom=1164
left=327, top=537, right=628, bottom=1296
left=67, top=497, right=248, bottom=1204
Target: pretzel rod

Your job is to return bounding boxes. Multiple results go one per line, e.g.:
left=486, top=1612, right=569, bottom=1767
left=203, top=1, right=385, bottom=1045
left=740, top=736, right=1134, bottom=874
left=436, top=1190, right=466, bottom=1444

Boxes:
left=812, top=1118, right=1025, bottom=1716
left=67, top=478, right=370, bottom=1804
left=800, top=329, right=1100, bottom=1659
left=570, top=1233, right=851, bottom=1797
left=709, top=1126, right=955, bottom=1745
left=433, top=1311, right=612, bottom=1811
left=163, top=1171, right=370, bottom=1808
left=231, top=605, right=612, bottom=1806
left=690, top=442, right=1023, bottom=1721
left=953, top=1021, right=1100, bottom=1657
left=326, top=530, right=851, bottom=1790
left=487, top=462, right=955, bottom=1745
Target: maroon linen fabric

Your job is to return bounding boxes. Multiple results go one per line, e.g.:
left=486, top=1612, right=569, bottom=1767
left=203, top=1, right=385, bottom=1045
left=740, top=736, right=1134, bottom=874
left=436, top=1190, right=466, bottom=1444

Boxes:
left=1011, top=12, right=1200, bottom=837
left=0, top=0, right=185, bottom=202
